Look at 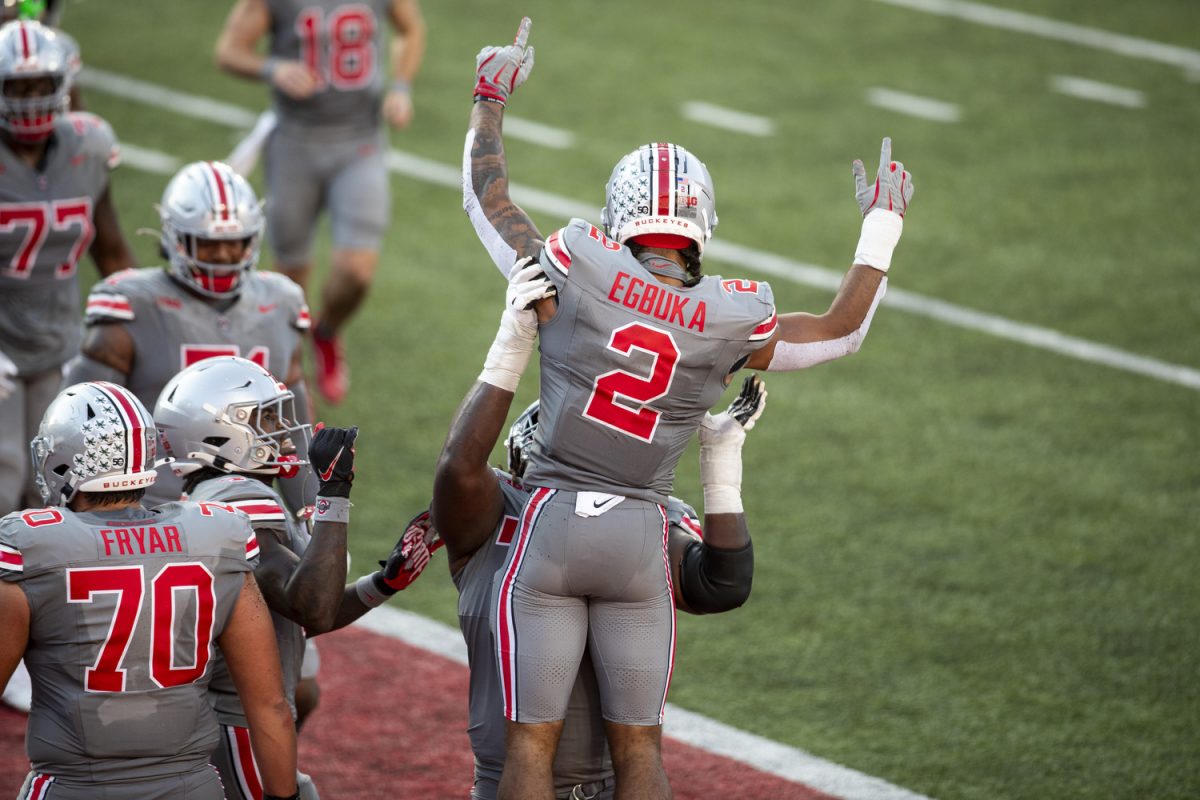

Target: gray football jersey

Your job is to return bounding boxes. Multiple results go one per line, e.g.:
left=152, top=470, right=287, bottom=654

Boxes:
left=83, top=268, right=309, bottom=504
left=527, top=219, right=777, bottom=503
left=189, top=475, right=310, bottom=726
left=0, top=500, right=258, bottom=784
left=266, top=0, right=389, bottom=135
left=0, top=112, right=118, bottom=375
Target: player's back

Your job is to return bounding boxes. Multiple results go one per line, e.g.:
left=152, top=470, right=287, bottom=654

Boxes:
left=0, top=500, right=258, bottom=784
left=528, top=219, right=776, bottom=503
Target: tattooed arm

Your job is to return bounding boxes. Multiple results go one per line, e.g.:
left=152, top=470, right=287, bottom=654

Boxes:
left=463, top=19, right=544, bottom=274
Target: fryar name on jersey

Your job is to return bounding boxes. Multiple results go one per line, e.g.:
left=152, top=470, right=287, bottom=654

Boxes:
left=100, top=525, right=183, bottom=556
left=606, top=271, right=707, bottom=332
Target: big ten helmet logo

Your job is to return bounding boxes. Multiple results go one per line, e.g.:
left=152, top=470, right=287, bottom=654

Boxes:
left=675, top=177, right=700, bottom=212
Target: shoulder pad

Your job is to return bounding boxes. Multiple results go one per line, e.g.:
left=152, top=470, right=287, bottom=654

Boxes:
left=64, top=112, right=120, bottom=170
left=709, top=276, right=778, bottom=342
left=84, top=268, right=160, bottom=323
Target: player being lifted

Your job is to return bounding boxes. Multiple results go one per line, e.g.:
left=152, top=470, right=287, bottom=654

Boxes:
left=463, top=18, right=915, bottom=800
left=0, top=382, right=300, bottom=800
left=433, top=263, right=768, bottom=800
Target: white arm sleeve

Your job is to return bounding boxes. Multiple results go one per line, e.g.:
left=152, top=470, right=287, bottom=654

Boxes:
left=765, top=277, right=887, bottom=371
left=462, top=127, right=519, bottom=279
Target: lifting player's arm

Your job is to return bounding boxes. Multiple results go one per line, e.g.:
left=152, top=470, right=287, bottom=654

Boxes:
left=463, top=17, right=543, bottom=275
left=0, top=581, right=30, bottom=691
left=89, top=183, right=137, bottom=276
left=215, top=0, right=317, bottom=100
left=744, top=138, right=915, bottom=372
left=218, top=572, right=300, bottom=799
left=382, top=0, right=426, bottom=130
left=254, top=426, right=356, bottom=634
left=671, top=376, right=766, bottom=615
left=433, top=258, right=554, bottom=569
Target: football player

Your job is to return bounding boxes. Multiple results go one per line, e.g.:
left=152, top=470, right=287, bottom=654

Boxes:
left=64, top=160, right=314, bottom=512
left=153, top=355, right=437, bottom=800
left=431, top=265, right=766, bottom=800
left=0, top=381, right=300, bottom=800
left=0, top=20, right=136, bottom=519
left=463, top=19, right=915, bottom=799
left=214, top=0, right=427, bottom=405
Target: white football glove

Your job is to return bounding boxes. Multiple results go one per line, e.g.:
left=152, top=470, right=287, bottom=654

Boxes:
left=478, top=256, right=556, bottom=392
left=473, top=17, right=534, bottom=107
left=0, top=349, right=16, bottom=402
left=698, top=375, right=768, bottom=515
left=852, top=137, right=914, bottom=218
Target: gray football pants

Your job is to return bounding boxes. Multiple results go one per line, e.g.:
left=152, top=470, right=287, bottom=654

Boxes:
left=0, top=367, right=61, bottom=515
left=19, top=766, right=223, bottom=798
left=493, top=489, right=675, bottom=726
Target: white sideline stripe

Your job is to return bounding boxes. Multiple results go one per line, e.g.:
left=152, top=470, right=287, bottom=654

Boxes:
left=502, top=115, right=576, bottom=149
left=87, top=67, right=1200, bottom=393
left=117, top=143, right=179, bottom=174
left=867, top=88, right=961, bottom=123
left=874, top=0, right=1200, bottom=74
left=681, top=101, right=776, bottom=137
left=354, top=606, right=933, bottom=800
left=77, top=68, right=259, bottom=128
left=1049, top=75, right=1146, bottom=108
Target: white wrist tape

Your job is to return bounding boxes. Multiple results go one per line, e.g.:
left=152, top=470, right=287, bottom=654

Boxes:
left=314, top=496, right=352, bottom=524
left=699, top=439, right=744, bottom=515
left=478, top=309, right=535, bottom=392
left=354, top=573, right=391, bottom=608
left=854, top=209, right=904, bottom=272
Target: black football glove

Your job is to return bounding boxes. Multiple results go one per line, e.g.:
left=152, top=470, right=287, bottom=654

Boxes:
left=309, top=424, right=358, bottom=498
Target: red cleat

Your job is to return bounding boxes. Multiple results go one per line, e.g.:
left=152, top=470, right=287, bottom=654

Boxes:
left=311, top=327, right=349, bottom=405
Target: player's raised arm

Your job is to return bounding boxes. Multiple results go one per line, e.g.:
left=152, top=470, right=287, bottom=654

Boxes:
left=744, top=137, right=915, bottom=372
left=463, top=17, right=543, bottom=275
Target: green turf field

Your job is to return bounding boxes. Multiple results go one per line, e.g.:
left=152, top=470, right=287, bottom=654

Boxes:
left=57, top=1, right=1200, bottom=797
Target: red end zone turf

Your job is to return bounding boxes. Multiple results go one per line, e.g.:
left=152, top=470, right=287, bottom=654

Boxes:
left=0, top=626, right=834, bottom=799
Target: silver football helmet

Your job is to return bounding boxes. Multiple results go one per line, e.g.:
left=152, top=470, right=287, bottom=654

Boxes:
left=0, top=20, right=79, bottom=141
left=158, top=160, right=264, bottom=299
left=154, top=356, right=309, bottom=477
left=31, top=382, right=160, bottom=505
left=504, top=400, right=538, bottom=479
left=600, top=142, right=718, bottom=256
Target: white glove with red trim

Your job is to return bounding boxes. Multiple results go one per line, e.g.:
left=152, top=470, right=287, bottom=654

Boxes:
left=474, top=17, right=534, bottom=107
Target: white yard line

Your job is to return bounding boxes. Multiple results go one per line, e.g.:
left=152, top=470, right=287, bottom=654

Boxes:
left=1049, top=75, right=1146, bottom=108
left=117, top=142, right=179, bottom=174
left=84, top=66, right=1200, bottom=392
left=502, top=115, right=576, bottom=149
left=356, top=606, right=934, bottom=800
left=681, top=101, right=776, bottom=137
left=866, top=87, right=962, bottom=122
left=874, top=0, right=1200, bottom=74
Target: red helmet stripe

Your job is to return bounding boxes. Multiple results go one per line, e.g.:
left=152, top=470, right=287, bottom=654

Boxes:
left=205, top=161, right=232, bottom=221
left=93, top=382, right=149, bottom=474
left=654, top=143, right=675, bottom=218
left=18, top=23, right=32, bottom=61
